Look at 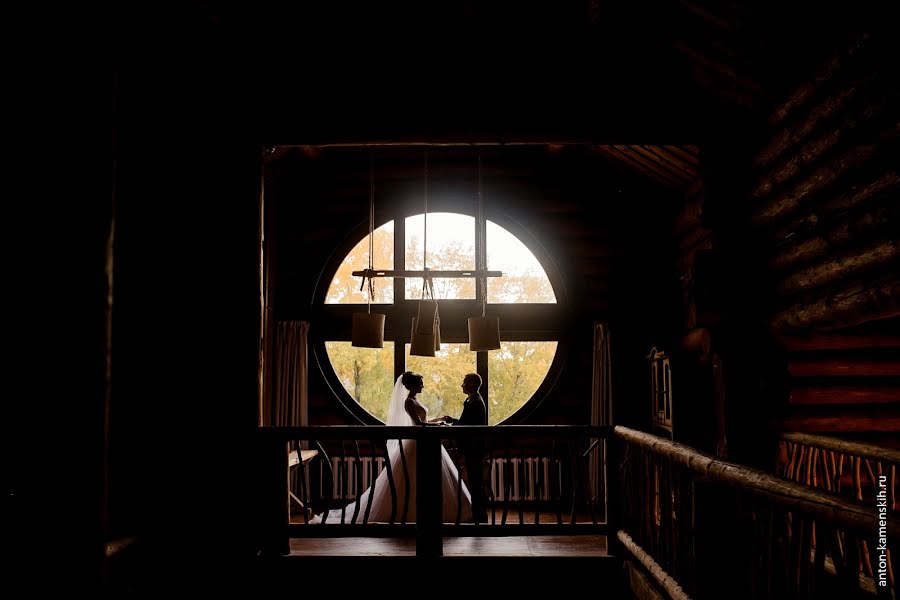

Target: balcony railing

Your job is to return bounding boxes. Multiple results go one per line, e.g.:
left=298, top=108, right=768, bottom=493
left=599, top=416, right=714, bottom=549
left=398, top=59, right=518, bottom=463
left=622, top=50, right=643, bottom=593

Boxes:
left=256, top=425, right=616, bottom=558
left=617, top=426, right=899, bottom=600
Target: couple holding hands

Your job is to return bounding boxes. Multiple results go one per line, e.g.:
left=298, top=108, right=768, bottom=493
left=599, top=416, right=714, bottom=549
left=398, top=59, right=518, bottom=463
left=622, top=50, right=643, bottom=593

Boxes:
left=314, top=371, right=488, bottom=524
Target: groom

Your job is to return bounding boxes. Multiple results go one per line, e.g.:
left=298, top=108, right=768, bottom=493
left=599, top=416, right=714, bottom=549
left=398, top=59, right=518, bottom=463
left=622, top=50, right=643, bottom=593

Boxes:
left=443, top=373, right=488, bottom=523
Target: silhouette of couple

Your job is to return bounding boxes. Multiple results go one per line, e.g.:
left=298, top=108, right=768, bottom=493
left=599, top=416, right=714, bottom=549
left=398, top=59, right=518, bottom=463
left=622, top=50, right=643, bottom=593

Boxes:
left=313, top=371, right=488, bottom=524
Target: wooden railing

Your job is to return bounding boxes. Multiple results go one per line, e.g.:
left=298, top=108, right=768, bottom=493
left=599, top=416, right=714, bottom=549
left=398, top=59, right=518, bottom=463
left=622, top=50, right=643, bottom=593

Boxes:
left=777, top=432, right=899, bottom=596
left=257, top=425, right=616, bottom=558
left=617, top=425, right=899, bottom=600
left=778, top=432, right=899, bottom=508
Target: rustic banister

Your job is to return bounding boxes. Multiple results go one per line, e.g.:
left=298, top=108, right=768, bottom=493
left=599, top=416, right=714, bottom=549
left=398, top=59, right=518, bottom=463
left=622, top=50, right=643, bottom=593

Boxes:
left=257, top=425, right=616, bottom=557
left=617, top=530, right=692, bottom=600
left=780, top=431, right=900, bottom=464
left=615, top=425, right=898, bottom=538
left=259, top=425, right=614, bottom=441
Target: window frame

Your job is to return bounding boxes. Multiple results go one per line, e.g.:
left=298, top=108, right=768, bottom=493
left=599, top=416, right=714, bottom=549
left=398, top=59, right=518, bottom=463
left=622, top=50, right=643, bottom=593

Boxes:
left=312, top=200, right=566, bottom=425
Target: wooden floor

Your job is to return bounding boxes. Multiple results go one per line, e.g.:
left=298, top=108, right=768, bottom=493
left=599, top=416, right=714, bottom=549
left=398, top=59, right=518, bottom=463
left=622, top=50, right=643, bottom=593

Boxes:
left=289, top=535, right=608, bottom=557
left=289, top=508, right=608, bottom=557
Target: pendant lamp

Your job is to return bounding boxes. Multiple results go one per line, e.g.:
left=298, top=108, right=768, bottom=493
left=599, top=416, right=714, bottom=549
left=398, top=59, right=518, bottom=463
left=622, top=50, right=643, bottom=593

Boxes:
left=468, top=153, right=501, bottom=351
left=351, top=153, right=386, bottom=348
left=410, top=151, right=441, bottom=357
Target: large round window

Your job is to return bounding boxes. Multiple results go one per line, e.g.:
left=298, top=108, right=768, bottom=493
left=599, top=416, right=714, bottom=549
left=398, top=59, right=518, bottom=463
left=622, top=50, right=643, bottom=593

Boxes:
left=321, top=212, right=561, bottom=425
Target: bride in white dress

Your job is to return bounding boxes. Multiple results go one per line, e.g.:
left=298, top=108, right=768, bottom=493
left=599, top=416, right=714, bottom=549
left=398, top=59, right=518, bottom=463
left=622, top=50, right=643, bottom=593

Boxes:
left=312, top=371, right=473, bottom=523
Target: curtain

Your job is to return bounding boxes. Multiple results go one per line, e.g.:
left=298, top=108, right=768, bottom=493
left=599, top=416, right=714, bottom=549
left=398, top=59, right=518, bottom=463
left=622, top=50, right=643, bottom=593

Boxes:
left=273, top=321, right=310, bottom=428
left=274, top=321, right=310, bottom=510
left=590, top=323, right=613, bottom=510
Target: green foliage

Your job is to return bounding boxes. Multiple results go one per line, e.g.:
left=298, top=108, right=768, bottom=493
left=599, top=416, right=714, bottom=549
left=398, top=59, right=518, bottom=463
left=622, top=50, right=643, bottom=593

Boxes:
left=488, top=342, right=557, bottom=424
left=325, top=342, right=394, bottom=421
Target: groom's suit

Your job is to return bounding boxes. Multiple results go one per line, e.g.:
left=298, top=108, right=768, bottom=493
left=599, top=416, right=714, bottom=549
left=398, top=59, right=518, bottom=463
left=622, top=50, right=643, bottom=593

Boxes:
left=452, top=393, right=488, bottom=522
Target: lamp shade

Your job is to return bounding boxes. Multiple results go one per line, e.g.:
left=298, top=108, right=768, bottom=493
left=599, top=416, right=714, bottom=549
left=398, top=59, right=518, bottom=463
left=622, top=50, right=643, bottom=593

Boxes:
left=352, top=312, right=385, bottom=348
left=410, top=317, right=437, bottom=357
left=416, top=300, right=438, bottom=335
left=468, top=316, right=500, bottom=351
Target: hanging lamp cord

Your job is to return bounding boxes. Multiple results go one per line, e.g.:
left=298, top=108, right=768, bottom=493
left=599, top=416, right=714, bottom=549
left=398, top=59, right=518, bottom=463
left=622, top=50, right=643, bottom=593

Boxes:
left=478, top=151, right=487, bottom=317
left=422, top=149, right=434, bottom=301
left=366, top=151, right=376, bottom=312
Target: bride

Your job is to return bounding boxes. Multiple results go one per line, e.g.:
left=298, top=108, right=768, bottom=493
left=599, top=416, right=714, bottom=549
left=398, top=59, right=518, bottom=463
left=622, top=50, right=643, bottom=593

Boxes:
left=312, top=371, right=473, bottom=523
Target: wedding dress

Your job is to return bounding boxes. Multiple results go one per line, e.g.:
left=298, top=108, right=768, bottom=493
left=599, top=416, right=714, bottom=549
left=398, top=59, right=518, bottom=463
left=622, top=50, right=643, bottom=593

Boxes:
left=312, top=376, right=473, bottom=524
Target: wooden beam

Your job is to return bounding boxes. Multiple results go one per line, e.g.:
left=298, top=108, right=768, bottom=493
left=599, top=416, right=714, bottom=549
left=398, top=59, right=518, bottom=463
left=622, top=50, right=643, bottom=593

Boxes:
left=771, top=203, right=900, bottom=272
left=771, top=277, right=900, bottom=332
left=788, top=357, right=900, bottom=378
left=752, top=78, right=885, bottom=176
left=631, top=146, right=696, bottom=180
left=671, top=42, right=767, bottom=98
left=775, top=239, right=899, bottom=296
left=767, top=32, right=873, bottom=127
left=263, top=118, right=705, bottom=148
left=782, top=333, right=900, bottom=352
left=262, top=425, right=614, bottom=443
left=659, top=145, right=700, bottom=167
left=777, top=408, right=900, bottom=434
left=752, top=94, right=890, bottom=201
left=789, top=386, right=900, bottom=406
left=278, top=141, right=603, bottom=148
left=612, top=146, right=688, bottom=185
left=771, top=169, right=899, bottom=244
left=599, top=146, right=681, bottom=186
left=350, top=269, right=503, bottom=279
left=752, top=143, right=878, bottom=227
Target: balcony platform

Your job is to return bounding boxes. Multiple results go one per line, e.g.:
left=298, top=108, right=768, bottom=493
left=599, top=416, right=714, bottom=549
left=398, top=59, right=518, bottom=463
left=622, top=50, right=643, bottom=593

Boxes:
left=288, top=534, right=609, bottom=557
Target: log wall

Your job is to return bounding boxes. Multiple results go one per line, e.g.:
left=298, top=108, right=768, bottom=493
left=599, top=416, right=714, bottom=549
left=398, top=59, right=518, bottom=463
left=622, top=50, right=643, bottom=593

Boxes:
left=675, top=30, right=899, bottom=454
left=754, top=31, right=899, bottom=439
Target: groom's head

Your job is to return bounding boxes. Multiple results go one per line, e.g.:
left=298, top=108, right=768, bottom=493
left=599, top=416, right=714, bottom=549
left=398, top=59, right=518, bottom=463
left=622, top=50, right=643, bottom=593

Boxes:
left=462, top=373, right=482, bottom=395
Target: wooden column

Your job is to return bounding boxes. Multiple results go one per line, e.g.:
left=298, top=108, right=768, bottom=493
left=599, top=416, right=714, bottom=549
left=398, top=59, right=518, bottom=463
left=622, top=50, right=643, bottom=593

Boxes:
left=607, top=436, right=624, bottom=556
left=416, top=431, right=443, bottom=558
left=259, top=436, right=290, bottom=556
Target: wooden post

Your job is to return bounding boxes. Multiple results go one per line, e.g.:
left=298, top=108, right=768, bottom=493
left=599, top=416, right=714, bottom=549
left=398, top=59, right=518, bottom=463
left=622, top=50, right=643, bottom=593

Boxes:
left=259, top=435, right=290, bottom=556
left=607, top=436, right=624, bottom=556
left=416, top=430, right=442, bottom=558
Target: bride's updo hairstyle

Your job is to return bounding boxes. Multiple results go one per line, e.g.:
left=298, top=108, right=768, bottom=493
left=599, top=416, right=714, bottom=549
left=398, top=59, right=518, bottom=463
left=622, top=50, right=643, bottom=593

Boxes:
left=401, top=371, right=423, bottom=391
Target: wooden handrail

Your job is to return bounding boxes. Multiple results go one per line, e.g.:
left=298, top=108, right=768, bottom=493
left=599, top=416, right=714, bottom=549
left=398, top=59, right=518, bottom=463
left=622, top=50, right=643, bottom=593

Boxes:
left=258, top=424, right=615, bottom=556
left=617, top=530, right=692, bottom=600
left=780, top=431, right=900, bottom=464
left=258, top=425, right=614, bottom=442
left=615, top=426, right=899, bottom=538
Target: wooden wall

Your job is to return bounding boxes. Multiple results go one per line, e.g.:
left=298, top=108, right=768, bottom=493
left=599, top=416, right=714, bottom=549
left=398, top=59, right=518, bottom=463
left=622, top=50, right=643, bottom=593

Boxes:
left=757, top=31, right=900, bottom=441
left=673, top=29, right=899, bottom=464
left=266, top=146, right=682, bottom=428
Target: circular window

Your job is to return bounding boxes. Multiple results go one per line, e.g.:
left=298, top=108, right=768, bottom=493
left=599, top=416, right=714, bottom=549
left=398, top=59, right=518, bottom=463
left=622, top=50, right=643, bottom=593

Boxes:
left=319, top=211, right=561, bottom=425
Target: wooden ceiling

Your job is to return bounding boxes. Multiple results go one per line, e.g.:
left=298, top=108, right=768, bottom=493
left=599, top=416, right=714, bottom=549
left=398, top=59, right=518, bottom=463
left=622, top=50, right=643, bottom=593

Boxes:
left=242, top=1, right=887, bottom=145
left=160, top=0, right=893, bottom=192
left=593, top=146, right=700, bottom=189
